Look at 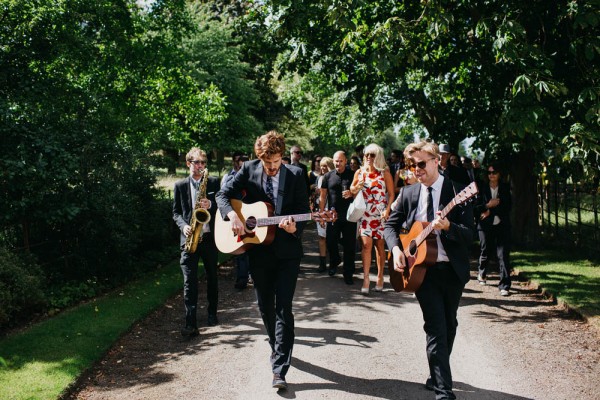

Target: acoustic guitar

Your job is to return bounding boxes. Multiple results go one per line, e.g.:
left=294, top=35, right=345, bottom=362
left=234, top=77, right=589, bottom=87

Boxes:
left=388, top=182, right=478, bottom=292
left=215, top=199, right=337, bottom=254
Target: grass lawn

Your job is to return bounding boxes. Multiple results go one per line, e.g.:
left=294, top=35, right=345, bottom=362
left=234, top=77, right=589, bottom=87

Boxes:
left=0, top=255, right=219, bottom=400
left=512, top=249, right=600, bottom=330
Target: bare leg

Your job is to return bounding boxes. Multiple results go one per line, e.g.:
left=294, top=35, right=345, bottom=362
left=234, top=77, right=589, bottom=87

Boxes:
left=361, top=236, right=373, bottom=289
left=318, top=236, right=327, bottom=257
left=374, top=239, right=385, bottom=288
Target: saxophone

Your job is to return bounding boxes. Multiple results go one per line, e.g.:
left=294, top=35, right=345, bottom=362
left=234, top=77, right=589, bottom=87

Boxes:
left=184, top=169, right=211, bottom=253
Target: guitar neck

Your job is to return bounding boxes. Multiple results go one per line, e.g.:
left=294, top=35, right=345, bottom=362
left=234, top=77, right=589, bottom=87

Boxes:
left=256, top=213, right=313, bottom=227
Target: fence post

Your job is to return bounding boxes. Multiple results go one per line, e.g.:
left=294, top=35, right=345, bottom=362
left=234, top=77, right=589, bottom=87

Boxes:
left=538, top=176, right=543, bottom=229
left=594, top=187, right=598, bottom=242
left=553, top=180, right=558, bottom=237
left=564, top=181, right=569, bottom=232
left=575, top=183, right=581, bottom=241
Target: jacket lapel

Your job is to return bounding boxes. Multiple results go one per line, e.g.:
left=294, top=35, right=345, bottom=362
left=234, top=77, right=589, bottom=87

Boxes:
left=406, top=185, right=420, bottom=226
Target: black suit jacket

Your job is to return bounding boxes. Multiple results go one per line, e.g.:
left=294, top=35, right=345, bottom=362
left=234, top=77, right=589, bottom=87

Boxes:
left=383, top=178, right=474, bottom=284
left=216, top=159, right=310, bottom=259
left=294, top=161, right=310, bottom=192
left=474, top=182, right=512, bottom=231
left=441, top=165, right=470, bottom=186
left=173, top=175, right=220, bottom=248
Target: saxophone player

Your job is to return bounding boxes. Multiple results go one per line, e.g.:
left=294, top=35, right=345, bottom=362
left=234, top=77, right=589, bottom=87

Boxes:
left=173, top=147, right=220, bottom=339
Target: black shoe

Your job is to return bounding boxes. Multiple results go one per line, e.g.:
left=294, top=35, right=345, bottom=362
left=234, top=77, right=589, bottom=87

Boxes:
left=425, top=376, right=434, bottom=391
left=180, top=326, right=199, bottom=338
left=272, top=374, right=287, bottom=390
left=207, top=314, right=219, bottom=327
left=344, top=276, right=354, bottom=285
left=318, top=257, right=327, bottom=272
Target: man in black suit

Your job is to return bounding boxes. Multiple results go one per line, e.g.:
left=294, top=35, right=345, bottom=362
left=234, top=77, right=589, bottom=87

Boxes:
left=318, top=150, right=357, bottom=283
left=439, top=144, right=470, bottom=185
left=173, top=148, right=221, bottom=339
left=216, top=131, right=310, bottom=391
left=384, top=141, right=474, bottom=400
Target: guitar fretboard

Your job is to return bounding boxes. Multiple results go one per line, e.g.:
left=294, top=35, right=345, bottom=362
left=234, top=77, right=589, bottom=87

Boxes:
left=256, top=213, right=313, bottom=227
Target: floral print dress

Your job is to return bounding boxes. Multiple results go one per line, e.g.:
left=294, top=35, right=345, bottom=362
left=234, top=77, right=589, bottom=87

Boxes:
left=359, top=169, right=388, bottom=239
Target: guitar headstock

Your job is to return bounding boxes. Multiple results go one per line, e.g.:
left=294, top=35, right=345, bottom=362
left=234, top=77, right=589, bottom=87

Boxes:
left=313, top=209, right=338, bottom=223
left=455, top=182, right=479, bottom=206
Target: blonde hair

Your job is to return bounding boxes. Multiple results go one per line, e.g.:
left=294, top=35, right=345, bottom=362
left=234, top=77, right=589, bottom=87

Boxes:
left=362, top=143, right=387, bottom=172
left=320, top=156, right=334, bottom=171
left=186, top=147, right=207, bottom=161
left=403, top=140, right=439, bottom=160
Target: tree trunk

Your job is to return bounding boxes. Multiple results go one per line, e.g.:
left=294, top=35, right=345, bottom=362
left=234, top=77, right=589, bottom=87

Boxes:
left=510, top=150, right=540, bottom=248
left=164, top=148, right=179, bottom=175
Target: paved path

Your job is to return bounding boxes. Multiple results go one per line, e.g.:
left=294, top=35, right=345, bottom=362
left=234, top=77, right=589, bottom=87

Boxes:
left=72, top=226, right=599, bottom=400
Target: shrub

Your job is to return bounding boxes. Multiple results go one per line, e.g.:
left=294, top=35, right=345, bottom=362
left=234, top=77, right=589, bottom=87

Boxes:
left=0, top=247, right=47, bottom=329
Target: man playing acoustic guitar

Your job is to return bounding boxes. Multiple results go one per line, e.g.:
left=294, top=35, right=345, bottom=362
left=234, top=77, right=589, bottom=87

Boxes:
left=384, top=140, right=474, bottom=400
left=215, top=131, right=310, bottom=391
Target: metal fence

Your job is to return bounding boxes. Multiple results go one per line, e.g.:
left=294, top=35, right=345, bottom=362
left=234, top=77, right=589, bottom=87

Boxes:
left=538, top=178, right=599, bottom=255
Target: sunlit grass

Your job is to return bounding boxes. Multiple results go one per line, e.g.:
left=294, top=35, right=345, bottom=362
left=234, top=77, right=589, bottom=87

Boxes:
left=512, top=249, right=600, bottom=329
left=0, top=259, right=184, bottom=400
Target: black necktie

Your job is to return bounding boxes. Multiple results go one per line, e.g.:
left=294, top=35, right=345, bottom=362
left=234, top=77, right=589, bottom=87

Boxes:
left=266, top=175, right=275, bottom=205
left=427, top=187, right=434, bottom=222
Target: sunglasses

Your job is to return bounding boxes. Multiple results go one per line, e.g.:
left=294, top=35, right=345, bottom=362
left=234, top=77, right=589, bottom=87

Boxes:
left=487, top=170, right=498, bottom=175
left=407, top=158, right=436, bottom=170
left=293, top=150, right=303, bottom=155
left=189, top=159, right=207, bottom=165
left=365, top=153, right=376, bottom=158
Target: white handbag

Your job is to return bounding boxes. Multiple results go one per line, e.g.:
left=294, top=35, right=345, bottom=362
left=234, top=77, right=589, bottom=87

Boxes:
left=346, top=190, right=366, bottom=222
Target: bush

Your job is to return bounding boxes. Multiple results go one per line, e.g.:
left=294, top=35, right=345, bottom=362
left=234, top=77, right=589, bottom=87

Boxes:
left=0, top=247, right=47, bottom=329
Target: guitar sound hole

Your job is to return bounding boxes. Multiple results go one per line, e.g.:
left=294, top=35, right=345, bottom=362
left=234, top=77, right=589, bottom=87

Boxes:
left=245, top=217, right=257, bottom=231
left=408, top=240, right=417, bottom=256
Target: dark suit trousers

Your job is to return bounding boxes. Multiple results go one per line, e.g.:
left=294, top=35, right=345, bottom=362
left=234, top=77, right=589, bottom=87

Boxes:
left=478, top=224, right=511, bottom=290
left=249, top=253, right=300, bottom=378
left=326, top=218, right=357, bottom=277
left=180, top=234, right=219, bottom=328
left=415, top=263, right=464, bottom=400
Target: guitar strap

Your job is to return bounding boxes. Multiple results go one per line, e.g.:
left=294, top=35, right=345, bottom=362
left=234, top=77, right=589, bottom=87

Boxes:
left=275, top=165, right=287, bottom=215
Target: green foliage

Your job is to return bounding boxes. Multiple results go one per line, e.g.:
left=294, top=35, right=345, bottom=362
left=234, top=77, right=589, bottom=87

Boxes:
left=262, top=0, right=600, bottom=245
left=0, top=0, right=192, bottom=327
left=0, top=247, right=47, bottom=329
left=47, top=278, right=106, bottom=310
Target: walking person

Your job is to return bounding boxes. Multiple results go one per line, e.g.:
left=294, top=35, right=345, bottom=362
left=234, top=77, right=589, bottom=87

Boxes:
left=173, top=148, right=221, bottom=338
left=216, top=131, right=310, bottom=390
left=475, top=162, right=513, bottom=296
left=315, top=157, right=334, bottom=272
left=384, top=140, right=474, bottom=399
left=290, top=144, right=310, bottom=192
left=319, top=150, right=357, bottom=284
left=350, top=144, right=395, bottom=294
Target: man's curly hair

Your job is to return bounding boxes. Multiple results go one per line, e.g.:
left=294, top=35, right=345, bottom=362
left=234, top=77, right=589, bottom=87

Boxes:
left=254, top=130, right=286, bottom=159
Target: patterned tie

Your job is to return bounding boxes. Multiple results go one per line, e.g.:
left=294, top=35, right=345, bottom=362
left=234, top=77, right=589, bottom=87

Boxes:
left=266, top=175, right=275, bottom=205
left=427, top=187, right=434, bottom=222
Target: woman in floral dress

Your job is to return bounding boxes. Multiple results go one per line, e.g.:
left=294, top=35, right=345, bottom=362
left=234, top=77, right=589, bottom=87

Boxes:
left=350, top=144, right=395, bottom=294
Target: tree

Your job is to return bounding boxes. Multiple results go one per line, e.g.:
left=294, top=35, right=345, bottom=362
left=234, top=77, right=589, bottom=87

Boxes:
left=259, top=0, right=600, bottom=246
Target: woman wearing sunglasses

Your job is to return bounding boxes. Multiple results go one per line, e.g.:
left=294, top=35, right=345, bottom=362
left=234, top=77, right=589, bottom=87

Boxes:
left=350, top=143, right=395, bottom=294
left=474, top=163, right=513, bottom=296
